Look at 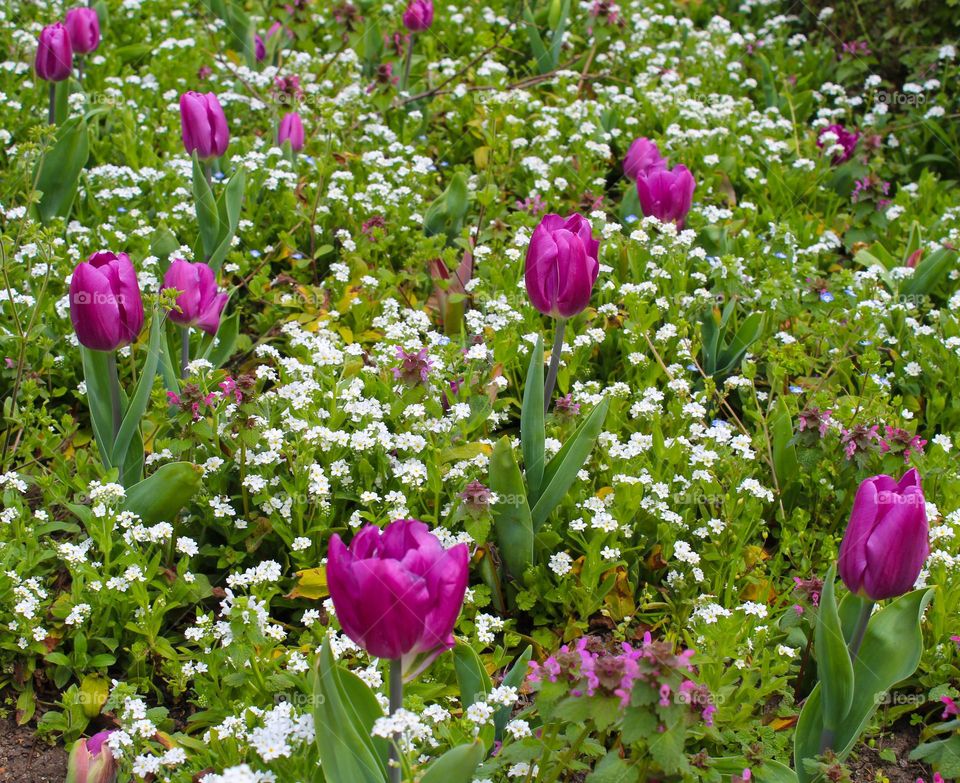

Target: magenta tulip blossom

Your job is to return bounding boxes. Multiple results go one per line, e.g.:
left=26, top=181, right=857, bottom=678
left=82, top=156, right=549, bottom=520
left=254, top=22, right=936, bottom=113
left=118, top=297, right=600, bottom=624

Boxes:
left=817, top=123, right=859, bottom=164
left=69, top=252, right=145, bottom=352
left=65, top=8, right=101, bottom=55
left=278, top=112, right=304, bottom=152
left=162, top=259, right=228, bottom=335
left=838, top=469, right=929, bottom=601
left=524, top=213, right=600, bottom=319
left=179, top=91, right=229, bottom=160
left=327, top=519, right=468, bottom=678
left=254, top=34, right=266, bottom=62
left=67, top=731, right=117, bottom=783
left=636, top=164, right=696, bottom=227
left=35, top=23, right=73, bottom=82
left=402, top=0, right=434, bottom=31
left=623, top=137, right=667, bottom=181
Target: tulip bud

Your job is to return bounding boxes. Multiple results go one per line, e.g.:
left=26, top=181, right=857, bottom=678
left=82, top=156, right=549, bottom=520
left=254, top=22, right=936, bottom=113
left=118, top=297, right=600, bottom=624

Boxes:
left=524, top=213, right=600, bottom=319
left=838, top=469, right=929, bottom=601
left=254, top=34, right=266, bottom=62
left=69, top=252, right=145, bottom=352
left=179, top=91, right=229, bottom=160
left=817, top=123, right=859, bottom=164
left=66, top=731, right=117, bottom=783
left=278, top=112, right=304, bottom=152
left=35, top=23, right=73, bottom=82
left=65, top=8, right=101, bottom=55
left=327, top=519, right=468, bottom=679
left=622, top=137, right=667, bottom=182
left=402, top=0, right=434, bottom=31
left=162, top=259, right=228, bottom=335
left=636, top=164, right=696, bottom=227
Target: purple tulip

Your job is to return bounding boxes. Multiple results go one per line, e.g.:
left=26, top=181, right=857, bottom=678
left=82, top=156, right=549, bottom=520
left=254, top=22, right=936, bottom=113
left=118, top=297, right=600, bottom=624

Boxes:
left=69, top=252, right=145, bottom=352
left=254, top=34, right=266, bottom=62
left=327, top=519, right=468, bottom=678
left=636, top=164, right=696, bottom=227
left=66, top=731, right=117, bottom=783
left=65, top=8, right=101, bottom=55
left=817, top=123, right=859, bottom=164
left=162, top=259, right=228, bottom=334
left=525, top=213, right=600, bottom=319
left=623, top=137, right=667, bottom=181
left=838, top=469, right=929, bottom=601
left=179, top=91, right=229, bottom=160
left=402, top=0, right=434, bottom=31
left=35, top=23, right=73, bottom=82
left=278, top=112, right=304, bottom=152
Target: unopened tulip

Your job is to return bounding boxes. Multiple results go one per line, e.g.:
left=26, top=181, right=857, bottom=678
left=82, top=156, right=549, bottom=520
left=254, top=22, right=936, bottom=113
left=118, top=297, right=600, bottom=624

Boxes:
left=35, top=23, right=73, bottom=82
left=278, top=112, right=304, bottom=152
left=525, top=213, right=600, bottom=318
left=327, top=519, right=468, bottom=678
left=623, top=137, right=667, bottom=181
left=636, top=164, right=696, bottom=227
left=66, top=731, right=117, bottom=783
left=254, top=34, right=266, bottom=62
left=817, top=123, right=859, bottom=164
left=65, top=8, right=100, bottom=55
left=69, top=252, right=145, bottom=352
left=838, top=469, right=929, bottom=601
left=162, top=259, right=228, bottom=334
left=179, top=91, right=229, bottom=160
left=402, top=0, right=434, bottom=31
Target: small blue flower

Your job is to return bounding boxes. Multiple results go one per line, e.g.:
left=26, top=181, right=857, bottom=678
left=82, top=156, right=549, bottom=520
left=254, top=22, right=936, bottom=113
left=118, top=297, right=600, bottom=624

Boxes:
left=117, top=207, right=127, bottom=214
left=625, top=214, right=638, bottom=223
left=250, top=250, right=262, bottom=258
left=774, top=252, right=786, bottom=259
left=293, top=253, right=303, bottom=259
left=789, top=385, right=802, bottom=393
left=819, top=290, right=834, bottom=303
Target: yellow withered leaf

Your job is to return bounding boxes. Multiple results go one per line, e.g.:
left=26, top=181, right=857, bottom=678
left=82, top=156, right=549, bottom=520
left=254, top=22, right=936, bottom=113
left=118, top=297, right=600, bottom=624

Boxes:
left=288, top=566, right=329, bottom=600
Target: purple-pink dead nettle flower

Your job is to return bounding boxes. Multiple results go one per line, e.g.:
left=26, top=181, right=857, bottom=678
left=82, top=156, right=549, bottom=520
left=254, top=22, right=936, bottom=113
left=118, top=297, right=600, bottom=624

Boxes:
left=65, top=8, right=101, bottom=55
left=636, top=164, right=696, bottom=227
left=69, top=252, right=145, bottom=352
left=278, top=112, right=304, bottom=151
left=402, top=0, right=434, bottom=31
left=179, top=91, right=229, bottom=160
left=623, top=137, right=667, bottom=181
left=525, top=213, right=600, bottom=319
left=162, top=259, right=229, bottom=335
left=35, top=23, right=73, bottom=82
left=817, top=123, right=859, bottom=164
left=393, top=345, right=433, bottom=385
left=66, top=731, right=117, bottom=783
left=327, top=519, right=469, bottom=679
left=838, top=469, right=929, bottom=601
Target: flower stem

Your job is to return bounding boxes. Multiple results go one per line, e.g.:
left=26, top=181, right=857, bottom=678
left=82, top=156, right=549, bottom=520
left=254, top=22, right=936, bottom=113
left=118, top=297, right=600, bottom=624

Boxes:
left=543, top=318, right=566, bottom=414
left=106, top=352, right=123, bottom=441
left=389, top=658, right=403, bottom=783
left=848, top=599, right=874, bottom=660
left=180, top=326, right=190, bottom=380
left=48, top=83, right=56, bottom=125
left=401, top=34, right=415, bottom=92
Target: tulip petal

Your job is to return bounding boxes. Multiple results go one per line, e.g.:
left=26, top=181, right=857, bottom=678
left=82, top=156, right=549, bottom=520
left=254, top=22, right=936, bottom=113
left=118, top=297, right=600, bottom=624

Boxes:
left=862, top=487, right=928, bottom=600
left=348, top=558, right=429, bottom=659
left=837, top=478, right=879, bottom=594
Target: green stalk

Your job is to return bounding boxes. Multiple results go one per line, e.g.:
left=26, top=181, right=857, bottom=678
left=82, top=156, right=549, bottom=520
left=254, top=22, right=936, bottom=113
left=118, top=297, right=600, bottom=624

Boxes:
left=389, top=659, right=403, bottom=783
left=848, top=600, right=875, bottom=660
left=543, top=318, right=566, bottom=414
left=401, top=33, right=415, bottom=92
left=180, top=326, right=190, bottom=380
left=106, top=352, right=123, bottom=441
left=48, top=83, right=56, bottom=125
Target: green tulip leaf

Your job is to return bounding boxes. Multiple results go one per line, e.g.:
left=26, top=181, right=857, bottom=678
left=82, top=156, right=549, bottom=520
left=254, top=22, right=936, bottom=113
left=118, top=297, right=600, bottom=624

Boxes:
left=814, top=566, right=854, bottom=737
left=209, top=167, right=245, bottom=271
left=520, top=336, right=545, bottom=503
left=494, top=646, right=532, bottom=739
left=192, top=153, right=220, bottom=260
left=122, top=462, right=203, bottom=524
left=453, top=641, right=492, bottom=707
left=489, top=436, right=534, bottom=580
left=795, top=588, right=933, bottom=782
left=419, top=741, right=486, bottom=783
left=80, top=347, right=117, bottom=469
left=530, top=397, right=609, bottom=530
left=34, top=116, right=89, bottom=223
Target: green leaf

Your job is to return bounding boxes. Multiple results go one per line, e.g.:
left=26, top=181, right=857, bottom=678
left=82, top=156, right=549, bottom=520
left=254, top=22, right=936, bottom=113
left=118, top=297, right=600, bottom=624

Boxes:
left=901, top=248, right=955, bottom=298
left=80, top=347, right=117, bottom=469
left=522, top=5, right=549, bottom=72
left=110, top=310, right=163, bottom=479
left=209, top=168, right=246, bottom=271
left=795, top=588, right=933, bottom=782
left=122, top=462, right=203, bottom=524
left=521, top=337, right=545, bottom=503
left=587, top=751, right=639, bottom=783
left=530, top=397, right=610, bottom=530
left=716, top=311, right=764, bottom=376
left=771, top=397, right=798, bottom=488
left=192, top=153, right=220, bottom=259
left=453, top=642, right=492, bottom=707
left=814, top=566, right=854, bottom=736
left=489, top=437, right=534, bottom=579
left=203, top=307, right=238, bottom=368
left=494, top=646, right=532, bottom=739
left=34, top=116, right=90, bottom=223
left=420, top=741, right=486, bottom=783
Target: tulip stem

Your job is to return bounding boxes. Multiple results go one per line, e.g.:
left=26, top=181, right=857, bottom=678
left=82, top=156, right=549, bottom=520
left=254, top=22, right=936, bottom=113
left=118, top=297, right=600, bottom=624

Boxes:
left=180, top=326, right=190, bottom=380
left=106, top=353, right=123, bottom=440
left=848, top=600, right=874, bottom=660
left=401, top=34, right=415, bottom=92
left=48, top=83, right=56, bottom=126
left=543, top=318, right=566, bottom=414
left=389, top=658, right=403, bottom=783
